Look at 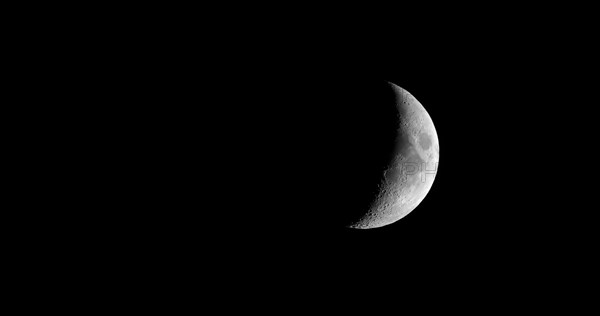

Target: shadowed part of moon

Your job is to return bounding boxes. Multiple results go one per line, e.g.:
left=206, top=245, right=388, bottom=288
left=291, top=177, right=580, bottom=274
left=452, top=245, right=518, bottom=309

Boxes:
left=285, top=79, right=438, bottom=231
left=346, top=82, right=439, bottom=229
left=302, top=79, right=402, bottom=230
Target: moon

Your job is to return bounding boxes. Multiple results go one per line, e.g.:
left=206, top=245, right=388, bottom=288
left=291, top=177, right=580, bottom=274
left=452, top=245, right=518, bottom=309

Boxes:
left=348, top=83, right=439, bottom=229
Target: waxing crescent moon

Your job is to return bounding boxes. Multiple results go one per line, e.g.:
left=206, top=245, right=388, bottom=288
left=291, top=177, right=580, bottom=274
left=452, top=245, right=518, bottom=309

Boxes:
left=348, top=83, right=439, bottom=229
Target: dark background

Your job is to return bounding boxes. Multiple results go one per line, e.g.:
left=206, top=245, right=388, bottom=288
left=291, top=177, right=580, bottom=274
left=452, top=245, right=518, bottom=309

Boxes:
left=116, top=37, right=585, bottom=295
left=95, top=25, right=561, bottom=257
left=12, top=3, right=596, bottom=308
left=17, top=4, right=591, bottom=300
left=119, top=36, right=541, bottom=267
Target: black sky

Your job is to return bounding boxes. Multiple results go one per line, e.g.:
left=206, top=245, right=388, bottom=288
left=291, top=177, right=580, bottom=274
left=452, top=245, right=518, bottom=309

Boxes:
left=81, top=11, right=594, bottom=284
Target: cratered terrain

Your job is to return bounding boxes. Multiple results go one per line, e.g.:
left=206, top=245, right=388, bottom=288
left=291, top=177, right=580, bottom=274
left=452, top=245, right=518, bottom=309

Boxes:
left=297, top=80, right=439, bottom=230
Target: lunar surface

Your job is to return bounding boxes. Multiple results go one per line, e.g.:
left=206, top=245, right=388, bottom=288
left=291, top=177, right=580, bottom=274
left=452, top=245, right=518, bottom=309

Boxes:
left=348, top=83, right=439, bottom=229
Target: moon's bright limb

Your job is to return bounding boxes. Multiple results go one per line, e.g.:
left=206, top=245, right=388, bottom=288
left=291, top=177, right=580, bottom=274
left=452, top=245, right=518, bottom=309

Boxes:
left=348, top=83, right=439, bottom=229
